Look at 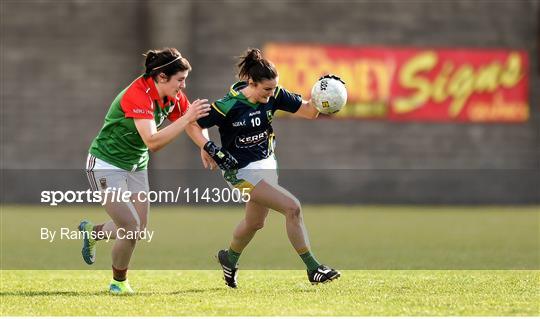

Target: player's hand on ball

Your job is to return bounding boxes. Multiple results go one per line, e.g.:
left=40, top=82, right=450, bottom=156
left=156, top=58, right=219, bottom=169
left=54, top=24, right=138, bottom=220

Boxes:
left=203, top=141, right=239, bottom=170
left=186, top=99, right=211, bottom=122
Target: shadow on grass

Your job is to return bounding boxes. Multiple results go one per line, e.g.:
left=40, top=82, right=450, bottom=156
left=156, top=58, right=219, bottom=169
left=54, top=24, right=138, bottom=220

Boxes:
left=0, top=291, right=111, bottom=297
left=0, top=287, right=226, bottom=297
left=169, top=287, right=227, bottom=294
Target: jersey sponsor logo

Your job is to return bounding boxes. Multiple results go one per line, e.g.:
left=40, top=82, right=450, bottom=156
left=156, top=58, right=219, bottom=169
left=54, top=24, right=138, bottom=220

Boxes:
left=232, top=120, right=247, bottom=127
left=248, top=110, right=261, bottom=117
left=132, top=108, right=153, bottom=115
left=235, top=130, right=268, bottom=148
left=266, top=110, right=273, bottom=123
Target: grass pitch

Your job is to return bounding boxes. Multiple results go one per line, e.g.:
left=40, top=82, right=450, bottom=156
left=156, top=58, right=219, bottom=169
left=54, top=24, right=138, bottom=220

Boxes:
left=1, top=205, right=538, bottom=269
left=1, top=270, right=538, bottom=316
left=1, top=205, right=538, bottom=315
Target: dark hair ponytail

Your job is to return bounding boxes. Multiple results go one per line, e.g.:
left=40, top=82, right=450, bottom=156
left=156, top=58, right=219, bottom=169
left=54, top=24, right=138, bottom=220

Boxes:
left=143, top=47, right=191, bottom=79
left=237, top=48, right=277, bottom=82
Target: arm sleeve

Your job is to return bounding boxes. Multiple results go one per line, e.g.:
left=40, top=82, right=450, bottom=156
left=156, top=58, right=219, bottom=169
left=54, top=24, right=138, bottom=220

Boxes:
left=168, top=92, right=189, bottom=122
left=273, top=86, right=303, bottom=113
left=120, top=90, right=154, bottom=119
left=197, top=102, right=226, bottom=128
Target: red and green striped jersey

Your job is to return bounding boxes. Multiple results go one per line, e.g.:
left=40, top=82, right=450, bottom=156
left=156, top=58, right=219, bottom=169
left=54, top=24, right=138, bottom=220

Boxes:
left=89, top=76, right=189, bottom=171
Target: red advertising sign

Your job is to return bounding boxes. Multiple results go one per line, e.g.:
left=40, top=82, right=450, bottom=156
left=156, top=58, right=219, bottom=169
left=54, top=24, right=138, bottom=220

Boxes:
left=264, top=43, right=529, bottom=122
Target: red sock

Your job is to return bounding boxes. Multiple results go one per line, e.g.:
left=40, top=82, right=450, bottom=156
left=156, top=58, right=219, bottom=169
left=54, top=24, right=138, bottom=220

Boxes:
left=112, top=265, right=127, bottom=281
left=92, top=224, right=106, bottom=241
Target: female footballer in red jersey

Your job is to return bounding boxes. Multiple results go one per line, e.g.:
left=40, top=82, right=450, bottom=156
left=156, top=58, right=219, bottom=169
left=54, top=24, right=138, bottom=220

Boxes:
left=80, top=48, right=210, bottom=294
left=187, top=48, right=341, bottom=288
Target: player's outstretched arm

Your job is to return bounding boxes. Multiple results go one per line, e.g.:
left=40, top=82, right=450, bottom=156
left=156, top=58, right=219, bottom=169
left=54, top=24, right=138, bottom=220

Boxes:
left=294, top=99, right=320, bottom=119
left=134, top=99, right=210, bottom=152
left=185, top=121, right=210, bottom=148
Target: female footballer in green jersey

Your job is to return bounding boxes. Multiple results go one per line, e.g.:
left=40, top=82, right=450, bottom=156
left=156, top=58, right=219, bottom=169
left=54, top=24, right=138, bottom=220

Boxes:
left=187, top=48, right=341, bottom=288
left=80, top=48, right=210, bottom=294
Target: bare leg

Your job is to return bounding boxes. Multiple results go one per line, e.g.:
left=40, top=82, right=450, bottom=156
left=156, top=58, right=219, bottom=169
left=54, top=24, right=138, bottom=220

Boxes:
left=230, top=200, right=269, bottom=253
left=249, top=180, right=311, bottom=253
left=98, top=193, right=148, bottom=239
left=102, top=197, right=140, bottom=270
left=131, top=192, right=149, bottom=231
left=100, top=220, right=117, bottom=239
left=227, top=180, right=340, bottom=283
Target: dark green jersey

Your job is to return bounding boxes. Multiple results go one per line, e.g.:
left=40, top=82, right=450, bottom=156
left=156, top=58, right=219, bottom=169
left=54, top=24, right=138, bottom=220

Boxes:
left=197, top=81, right=302, bottom=168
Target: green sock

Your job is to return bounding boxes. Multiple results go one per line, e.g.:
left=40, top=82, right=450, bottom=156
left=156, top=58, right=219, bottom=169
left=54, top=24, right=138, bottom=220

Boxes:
left=227, top=248, right=241, bottom=266
left=299, top=251, right=321, bottom=271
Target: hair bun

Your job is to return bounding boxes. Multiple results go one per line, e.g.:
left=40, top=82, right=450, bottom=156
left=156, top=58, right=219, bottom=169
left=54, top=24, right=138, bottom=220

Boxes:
left=144, top=50, right=159, bottom=68
left=247, top=48, right=262, bottom=61
left=237, top=47, right=277, bottom=82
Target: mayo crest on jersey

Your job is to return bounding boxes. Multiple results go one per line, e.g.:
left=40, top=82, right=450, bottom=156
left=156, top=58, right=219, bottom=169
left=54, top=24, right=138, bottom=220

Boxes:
left=89, top=76, right=189, bottom=171
left=197, top=81, right=302, bottom=169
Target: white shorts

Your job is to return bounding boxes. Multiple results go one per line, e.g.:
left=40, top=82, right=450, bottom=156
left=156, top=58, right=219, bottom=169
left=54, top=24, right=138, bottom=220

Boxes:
left=223, top=155, right=278, bottom=192
left=85, top=154, right=149, bottom=193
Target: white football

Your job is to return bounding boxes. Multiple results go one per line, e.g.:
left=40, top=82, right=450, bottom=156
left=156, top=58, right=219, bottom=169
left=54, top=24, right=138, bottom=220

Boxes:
left=311, top=76, right=347, bottom=114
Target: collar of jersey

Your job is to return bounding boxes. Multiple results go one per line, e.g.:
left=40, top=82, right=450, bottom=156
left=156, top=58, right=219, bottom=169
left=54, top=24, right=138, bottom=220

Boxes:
left=143, top=76, right=174, bottom=109
left=229, top=81, right=259, bottom=109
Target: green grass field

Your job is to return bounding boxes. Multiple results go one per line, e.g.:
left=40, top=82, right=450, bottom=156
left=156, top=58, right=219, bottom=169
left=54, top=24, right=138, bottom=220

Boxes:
left=1, top=205, right=539, bottom=315
left=1, top=270, right=538, bottom=316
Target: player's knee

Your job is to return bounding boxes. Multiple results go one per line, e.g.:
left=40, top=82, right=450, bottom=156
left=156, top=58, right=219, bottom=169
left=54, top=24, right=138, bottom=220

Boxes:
left=247, top=220, right=265, bottom=231
left=284, top=200, right=302, bottom=220
left=116, top=221, right=139, bottom=234
left=136, top=225, right=147, bottom=240
left=115, top=223, right=141, bottom=242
